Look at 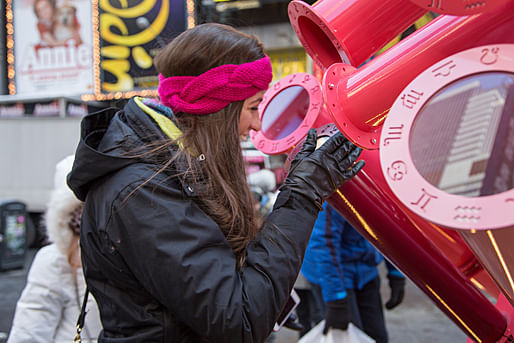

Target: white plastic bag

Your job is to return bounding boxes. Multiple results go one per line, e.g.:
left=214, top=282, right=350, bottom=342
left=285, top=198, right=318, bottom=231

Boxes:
left=298, top=320, right=375, bottom=343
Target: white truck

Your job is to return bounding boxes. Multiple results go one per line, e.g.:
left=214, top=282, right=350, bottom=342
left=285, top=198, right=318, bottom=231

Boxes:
left=0, top=94, right=105, bottom=246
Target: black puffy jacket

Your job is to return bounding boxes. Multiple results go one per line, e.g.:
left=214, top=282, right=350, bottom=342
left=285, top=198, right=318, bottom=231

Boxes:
left=68, top=97, right=320, bottom=343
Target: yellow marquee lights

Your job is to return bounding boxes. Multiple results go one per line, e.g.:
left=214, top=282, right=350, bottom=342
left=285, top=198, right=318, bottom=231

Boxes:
left=6, top=0, right=16, bottom=95
left=82, top=89, right=158, bottom=102
left=92, top=0, right=101, bottom=100
left=187, top=0, right=195, bottom=29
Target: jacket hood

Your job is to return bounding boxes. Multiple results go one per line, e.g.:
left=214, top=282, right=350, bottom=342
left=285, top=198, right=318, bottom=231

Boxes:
left=67, top=98, right=172, bottom=201
left=46, top=155, right=82, bottom=255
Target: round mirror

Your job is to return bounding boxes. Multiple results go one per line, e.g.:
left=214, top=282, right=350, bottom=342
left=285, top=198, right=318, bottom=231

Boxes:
left=410, top=72, right=514, bottom=197
left=261, top=85, right=310, bottom=140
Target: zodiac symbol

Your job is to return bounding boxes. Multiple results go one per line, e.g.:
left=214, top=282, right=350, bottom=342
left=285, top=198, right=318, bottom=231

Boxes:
left=411, top=188, right=438, bottom=211
left=387, top=161, right=407, bottom=181
left=453, top=205, right=481, bottom=222
left=480, top=47, right=500, bottom=65
left=383, top=124, right=404, bottom=146
left=432, top=60, right=456, bottom=78
left=401, top=90, right=424, bottom=109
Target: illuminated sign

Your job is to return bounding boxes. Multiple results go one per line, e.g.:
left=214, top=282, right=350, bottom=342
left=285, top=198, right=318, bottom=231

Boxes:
left=95, top=0, right=187, bottom=99
left=8, top=0, right=94, bottom=96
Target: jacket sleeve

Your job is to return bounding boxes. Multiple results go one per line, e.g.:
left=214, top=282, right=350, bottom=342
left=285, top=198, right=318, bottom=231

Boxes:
left=107, top=182, right=319, bottom=343
left=309, top=204, right=347, bottom=303
left=385, top=259, right=405, bottom=278
left=7, top=247, right=63, bottom=343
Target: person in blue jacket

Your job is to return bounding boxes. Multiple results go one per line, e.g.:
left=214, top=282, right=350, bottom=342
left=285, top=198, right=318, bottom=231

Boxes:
left=301, top=203, right=406, bottom=343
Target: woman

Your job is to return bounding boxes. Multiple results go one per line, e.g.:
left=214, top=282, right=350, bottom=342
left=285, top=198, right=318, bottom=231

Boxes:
left=33, top=0, right=59, bottom=47
left=67, top=23, right=364, bottom=342
left=8, top=156, right=102, bottom=343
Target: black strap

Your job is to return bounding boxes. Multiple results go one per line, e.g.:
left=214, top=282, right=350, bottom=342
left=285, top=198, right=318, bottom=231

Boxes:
left=74, top=287, right=89, bottom=342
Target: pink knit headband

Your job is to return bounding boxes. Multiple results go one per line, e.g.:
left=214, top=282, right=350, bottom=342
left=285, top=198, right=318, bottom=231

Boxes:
left=158, top=56, right=273, bottom=115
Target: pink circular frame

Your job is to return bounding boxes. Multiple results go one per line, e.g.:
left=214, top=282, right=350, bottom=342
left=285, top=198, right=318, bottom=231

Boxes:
left=250, top=73, right=324, bottom=155
left=380, top=44, right=514, bottom=230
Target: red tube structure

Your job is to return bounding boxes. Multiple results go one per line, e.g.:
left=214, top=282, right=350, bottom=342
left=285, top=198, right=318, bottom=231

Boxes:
left=379, top=43, right=514, bottom=311
left=329, top=152, right=508, bottom=343
left=251, top=0, right=514, bottom=341
left=253, top=73, right=500, bottom=298
left=288, top=0, right=426, bottom=70
left=285, top=125, right=508, bottom=342
left=357, top=147, right=501, bottom=300
left=322, top=1, right=514, bottom=149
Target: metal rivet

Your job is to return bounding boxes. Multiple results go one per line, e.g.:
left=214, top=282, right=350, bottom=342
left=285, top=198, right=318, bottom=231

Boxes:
left=328, top=83, right=334, bottom=89
left=198, top=154, right=205, bottom=161
left=187, top=186, right=193, bottom=192
left=370, top=138, right=377, bottom=144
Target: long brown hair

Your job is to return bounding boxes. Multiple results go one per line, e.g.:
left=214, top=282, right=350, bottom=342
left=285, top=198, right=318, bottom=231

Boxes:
left=153, top=23, right=266, bottom=269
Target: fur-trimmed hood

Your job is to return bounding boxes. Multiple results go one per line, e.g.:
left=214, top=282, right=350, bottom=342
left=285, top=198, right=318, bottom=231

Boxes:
left=45, top=155, right=82, bottom=256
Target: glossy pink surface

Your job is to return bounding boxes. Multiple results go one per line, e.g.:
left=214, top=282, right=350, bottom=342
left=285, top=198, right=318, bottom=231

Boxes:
left=323, top=2, right=514, bottom=149
left=328, top=149, right=507, bottom=343
left=283, top=124, right=505, bottom=341
left=360, top=147, right=501, bottom=298
left=271, top=0, right=514, bottom=340
left=409, top=0, right=512, bottom=15
left=460, top=227, right=514, bottom=308
left=288, top=0, right=426, bottom=69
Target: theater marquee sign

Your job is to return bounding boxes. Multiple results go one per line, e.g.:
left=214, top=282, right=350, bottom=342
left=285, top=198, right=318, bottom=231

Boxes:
left=6, top=0, right=191, bottom=99
left=7, top=0, right=94, bottom=96
left=94, top=0, right=188, bottom=99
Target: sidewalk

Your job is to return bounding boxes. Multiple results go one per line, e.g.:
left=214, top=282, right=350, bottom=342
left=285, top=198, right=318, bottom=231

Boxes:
left=1, top=249, right=468, bottom=343
left=274, top=264, right=468, bottom=343
left=0, top=249, right=37, bottom=342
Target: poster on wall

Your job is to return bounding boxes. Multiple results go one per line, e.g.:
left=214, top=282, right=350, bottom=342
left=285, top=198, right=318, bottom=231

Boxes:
left=98, top=0, right=187, bottom=95
left=12, top=0, right=94, bottom=96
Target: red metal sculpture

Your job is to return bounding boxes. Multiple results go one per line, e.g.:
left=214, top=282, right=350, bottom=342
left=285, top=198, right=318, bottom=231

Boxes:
left=251, top=1, right=514, bottom=342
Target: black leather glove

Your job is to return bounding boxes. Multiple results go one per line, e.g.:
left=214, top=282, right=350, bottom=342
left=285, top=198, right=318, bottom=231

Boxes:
left=385, top=275, right=406, bottom=310
left=323, top=298, right=351, bottom=334
left=281, top=129, right=364, bottom=210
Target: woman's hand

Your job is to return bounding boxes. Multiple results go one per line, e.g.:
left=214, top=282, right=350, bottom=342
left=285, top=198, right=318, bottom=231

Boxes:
left=281, top=129, right=364, bottom=209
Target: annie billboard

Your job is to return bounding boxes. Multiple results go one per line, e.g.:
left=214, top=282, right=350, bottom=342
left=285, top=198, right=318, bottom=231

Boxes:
left=12, top=0, right=94, bottom=95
